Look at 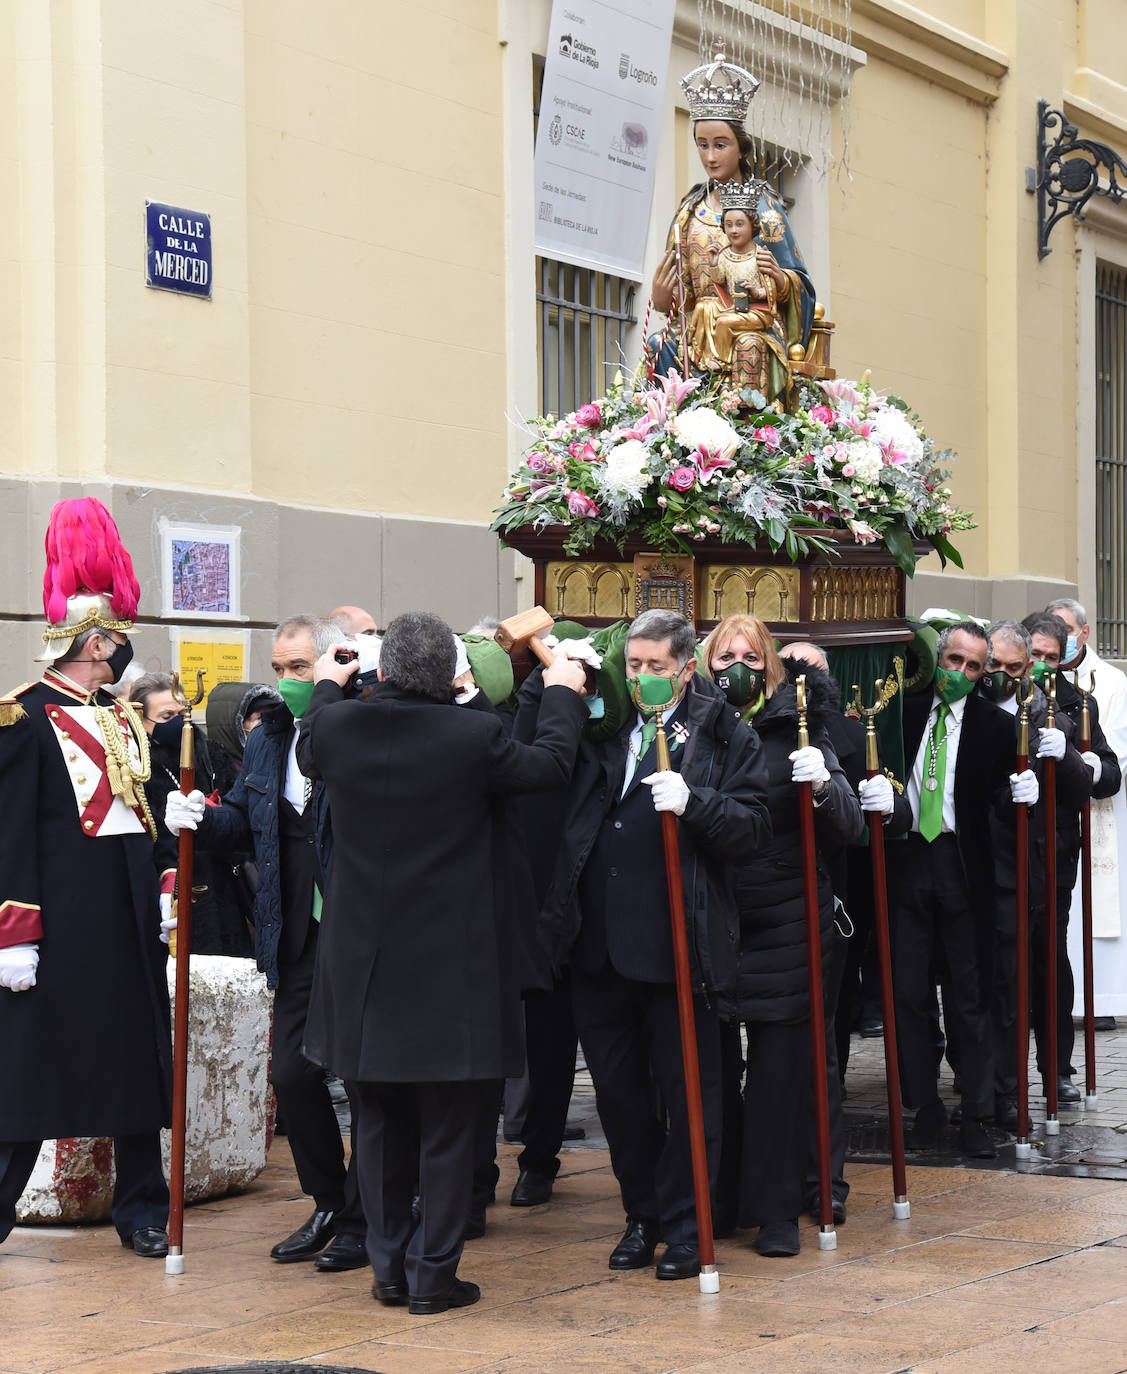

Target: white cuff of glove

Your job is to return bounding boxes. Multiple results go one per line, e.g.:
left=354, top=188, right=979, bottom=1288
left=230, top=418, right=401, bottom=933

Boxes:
left=1010, top=769, right=1039, bottom=806
left=1082, top=751, right=1103, bottom=784
left=159, top=892, right=177, bottom=945
left=858, top=775, right=895, bottom=815
left=641, top=770, right=690, bottom=816
left=165, top=789, right=206, bottom=835
left=0, top=943, right=39, bottom=992
left=1036, top=726, right=1067, bottom=761
left=789, top=746, right=830, bottom=786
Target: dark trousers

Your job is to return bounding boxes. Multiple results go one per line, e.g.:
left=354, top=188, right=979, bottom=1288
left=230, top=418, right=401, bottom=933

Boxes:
left=0, top=1134, right=168, bottom=1244
left=889, top=833, right=992, bottom=1119
left=739, top=1019, right=813, bottom=1227
left=470, top=1079, right=503, bottom=1213
left=1031, top=895, right=1077, bottom=1080
left=272, top=929, right=363, bottom=1234
left=352, top=1079, right=476, bottom=1299
left=806, top=916, right=849, bottom=1206
left=571, top=965, right=721, bottom=1246
left=991, top=891, right=1020, bottom=1102
left=518, top=977, right=579, bottom=1180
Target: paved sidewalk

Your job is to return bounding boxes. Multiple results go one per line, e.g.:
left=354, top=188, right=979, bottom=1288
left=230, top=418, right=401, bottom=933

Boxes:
left=4, top=1130, right=1127, bottom=1374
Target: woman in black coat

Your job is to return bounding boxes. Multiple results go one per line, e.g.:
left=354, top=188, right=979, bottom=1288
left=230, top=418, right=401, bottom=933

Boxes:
left=702, top=614, right=863, bottom=1258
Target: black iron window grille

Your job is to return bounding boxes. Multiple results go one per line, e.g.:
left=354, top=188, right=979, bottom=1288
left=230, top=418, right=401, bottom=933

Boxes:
left=536, top=262, right=636, bottom=417
left=1096, top=260, right=1127, bottom=659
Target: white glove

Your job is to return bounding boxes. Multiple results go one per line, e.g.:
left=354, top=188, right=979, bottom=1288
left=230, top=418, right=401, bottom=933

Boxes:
left=1010, top=769, right=1039, bottom=806
left=165, top=789, right=206, bottom=835
left=789, top=746, right=830, bottom=786
left=543, top=634, right=604, bottom=670
left=1036, top=727, right=1066, bottom=761
left=0, top=944, right=39, bottom=992
left=1082, top=751, right=1103, bottom=784
left=858, top=774, right=895, bottom=815
left=159, top=892, right=177, bottom=945
left=452, top=634, right=471, bottom=682
left=642, top=770, right=691, bottom=816
left=354, top=634, right=381, bottom=675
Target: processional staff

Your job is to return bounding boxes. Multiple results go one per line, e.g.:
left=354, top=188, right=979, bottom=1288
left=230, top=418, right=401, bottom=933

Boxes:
left=1074, top=670, right=1099, bottom=1110
left=1043, top=672, right=1061, bottom=1138
left=796, top=676, right=836, bottom=1250
left=1015, top=676, right=1036, bottom=1160
left=166, top=669, right=206, bottom=1276
left=852, top=680, right=909, bottom=1220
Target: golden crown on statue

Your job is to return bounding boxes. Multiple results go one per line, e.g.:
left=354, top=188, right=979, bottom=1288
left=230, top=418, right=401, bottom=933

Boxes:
left=681, top=46, right=760, bottom=124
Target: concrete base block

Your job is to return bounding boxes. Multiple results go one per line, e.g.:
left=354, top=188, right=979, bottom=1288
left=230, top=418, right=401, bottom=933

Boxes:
left=17, top=956, right=273, bottom=1224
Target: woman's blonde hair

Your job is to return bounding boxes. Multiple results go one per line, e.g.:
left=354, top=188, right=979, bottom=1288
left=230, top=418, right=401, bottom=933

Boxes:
left=699, top=613, right=785, bottom=697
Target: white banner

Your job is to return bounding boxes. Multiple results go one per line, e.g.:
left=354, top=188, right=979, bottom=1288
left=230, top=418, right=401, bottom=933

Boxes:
left=534, top=0, right=676, bottom=282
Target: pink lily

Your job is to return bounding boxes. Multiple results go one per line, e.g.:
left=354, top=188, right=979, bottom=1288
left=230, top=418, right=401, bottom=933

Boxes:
left=660, top=368, right=701, bottom=409
left=693, top=444, right=735, bottom=484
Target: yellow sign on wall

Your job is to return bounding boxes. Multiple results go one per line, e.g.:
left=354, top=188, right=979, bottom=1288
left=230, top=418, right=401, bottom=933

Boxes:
left=169, top=630, right=250, bottom=708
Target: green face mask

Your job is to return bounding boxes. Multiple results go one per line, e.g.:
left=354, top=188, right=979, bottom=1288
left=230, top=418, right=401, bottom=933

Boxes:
left=714, top=661, right=765, bottom=709
left=277, top=676, right=315, bottom=718
left=979, top=669, right=1019, bottom=702
left=935, top=666, right=977, bottom=704
left=1031, top=660, right=1057, bottom=690
left=629, top=671, right=681, bottom=709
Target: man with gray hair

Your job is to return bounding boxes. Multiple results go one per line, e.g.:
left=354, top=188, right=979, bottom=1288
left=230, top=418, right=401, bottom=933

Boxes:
left=1046, top=598, right=1127, bottom=1024
left=534, top=608, right=771, bottom=1280
left=165, top=614, right=371, bottom=1271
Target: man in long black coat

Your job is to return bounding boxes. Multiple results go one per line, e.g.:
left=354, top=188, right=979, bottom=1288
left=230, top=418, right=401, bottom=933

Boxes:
left=0, top=639, right=171, bottom=1257
left=296, top=611, right=588, bottom=1315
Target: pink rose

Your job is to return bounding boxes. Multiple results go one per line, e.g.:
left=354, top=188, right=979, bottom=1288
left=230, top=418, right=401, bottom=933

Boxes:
left=575, top=403, right=602, bottom=428
left=809, top=405, right=836, bottom=425
left=667, top=466, right=696, bottom=491
left=842, top=464, right=855, bottom=477
left=754, top=425, right=782, bottom=451
left=567, top=440, right=599, bottom=462
left=528, top=452, right=555, bottom=475
left=566, top=490, right=600, bottom=518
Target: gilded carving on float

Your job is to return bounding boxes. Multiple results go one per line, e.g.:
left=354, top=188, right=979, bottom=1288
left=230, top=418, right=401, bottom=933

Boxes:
left=706, top=564, right=799, bottom=622
left=548, top=561, right=634, bottom=620
left=633, top=553, right=695, bottom=620
left=811, top=567, right=899, bottom=621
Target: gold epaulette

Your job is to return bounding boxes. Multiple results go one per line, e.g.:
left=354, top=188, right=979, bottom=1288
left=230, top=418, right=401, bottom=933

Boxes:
left=0, top=683, right=34, bottom=726
left=884, top=767, right=905, bottom=795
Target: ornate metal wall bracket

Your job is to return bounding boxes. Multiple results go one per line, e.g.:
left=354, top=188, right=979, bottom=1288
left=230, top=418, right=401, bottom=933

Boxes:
left=1036, top=100, right=1127, bottom=258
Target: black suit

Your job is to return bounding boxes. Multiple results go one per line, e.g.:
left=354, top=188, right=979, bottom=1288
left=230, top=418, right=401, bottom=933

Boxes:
left=889, top=691, right=1016, bottom=1118
left=297, top=677, right=586, bottom=1297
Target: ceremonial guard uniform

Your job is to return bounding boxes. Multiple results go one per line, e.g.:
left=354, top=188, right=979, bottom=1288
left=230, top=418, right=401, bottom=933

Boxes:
left=0, top=499, right=171, bottom=1255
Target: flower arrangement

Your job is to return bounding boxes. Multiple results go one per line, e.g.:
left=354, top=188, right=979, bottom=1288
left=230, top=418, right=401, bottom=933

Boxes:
left=492, top=370, right=975, bottom=575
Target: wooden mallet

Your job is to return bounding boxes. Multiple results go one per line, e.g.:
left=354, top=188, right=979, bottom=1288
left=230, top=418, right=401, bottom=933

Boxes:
left=495, top=607, right=596, bottom=693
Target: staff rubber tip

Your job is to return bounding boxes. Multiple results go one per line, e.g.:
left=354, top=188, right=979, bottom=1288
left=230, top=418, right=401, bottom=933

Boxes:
left=1045, top=1117, right=1060, bottom=1136
left=892, top=1200, right=910, bottom=1220
left=165, top=1252, right=185, bottom=1275
left=818, top=1228, right=837, bottom=1251
left=698, top=1268, right=720, bottom=1294
left=1085, top=1094, right=1098, bottom=1109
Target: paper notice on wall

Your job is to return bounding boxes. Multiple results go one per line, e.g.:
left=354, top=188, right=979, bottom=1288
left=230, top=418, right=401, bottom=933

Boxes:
left=534, top=0, right=676, bottom=281
left=169, top=629, right=251, bottom=709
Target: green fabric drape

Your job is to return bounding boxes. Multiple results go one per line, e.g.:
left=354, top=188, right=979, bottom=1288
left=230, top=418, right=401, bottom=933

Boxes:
left=825, top=641, right=908, bottom=782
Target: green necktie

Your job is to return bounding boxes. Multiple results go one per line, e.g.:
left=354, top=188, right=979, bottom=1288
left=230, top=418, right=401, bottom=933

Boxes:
left=639, top=718, right=657, bottom=761
left=918, top=702, right=950, bottom=842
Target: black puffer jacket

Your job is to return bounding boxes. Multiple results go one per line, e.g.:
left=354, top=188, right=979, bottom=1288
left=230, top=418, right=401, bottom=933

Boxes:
left=723, top=662, right=864, bottom=1025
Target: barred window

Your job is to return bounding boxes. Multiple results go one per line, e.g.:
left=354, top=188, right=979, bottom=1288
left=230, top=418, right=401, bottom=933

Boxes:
left=1096, top=261, right=1127, bottom=658
left=536, top=262, right=636, bottom=417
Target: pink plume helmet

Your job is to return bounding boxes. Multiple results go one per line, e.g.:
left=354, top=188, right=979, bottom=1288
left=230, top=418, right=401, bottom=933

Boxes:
left=42, top=498, right=140, bottom=626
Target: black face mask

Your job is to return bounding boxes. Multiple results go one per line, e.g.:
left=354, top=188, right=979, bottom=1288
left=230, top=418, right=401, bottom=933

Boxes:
left=104, top=638, right=134, bottom=683
left=151, top=715, right=185, bottom=750
left=979, top=669, right=1019, bottom=702
left=715, top=661, right=764, bottom=708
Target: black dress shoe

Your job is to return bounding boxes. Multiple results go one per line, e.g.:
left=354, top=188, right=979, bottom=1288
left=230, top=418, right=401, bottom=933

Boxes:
left=562, top=1123, right=586, bottom=1141
left=121, top=1227, right=168, bottom=1258
left=755, top=1220, right=800, bottom=1257
left=906, top=1100, right=947, bottom=1151
left=608, top=1217, right=660, bottom=1270
left=807, top=1195, right=847, bottom=1225
left=510, top=1168, right=554, bottom=1207
left=656, top=1243, right=699, bottom=1280
left=372, top=1278, right=408, bottom=1306
left=463, top=1210, right=486, bottom=1240
left=960, top=1117, right=997, bottom=1159
left=270, top=1209, right=336, bottom=1262
left=994, top=1097, right=1018, bottom=1132
left=860, top=1018, right=883, bottom=1038
left=1094, top=1016, right=1117, bottom=1031
left=408, top=1278, right=481, bottom=1315
left=1056, top=1076, right=1081, bottom=1104
left=314, top=1232, right=369, bottom=1272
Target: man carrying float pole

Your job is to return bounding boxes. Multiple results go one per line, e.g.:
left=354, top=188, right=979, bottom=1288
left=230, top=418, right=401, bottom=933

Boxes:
left=0, top=499, right=172, bottom=1258
left=528, top=609, right=770, bottom=1282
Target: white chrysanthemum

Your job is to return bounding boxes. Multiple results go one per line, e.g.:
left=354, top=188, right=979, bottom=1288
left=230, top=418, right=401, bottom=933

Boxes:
left=599, top=439, right=653, bottom=498
left=844, top=439, right=884, bottom=485
left=668, top=407, right=741, bottom=460
left=869, top=407, right=924, bottom=466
